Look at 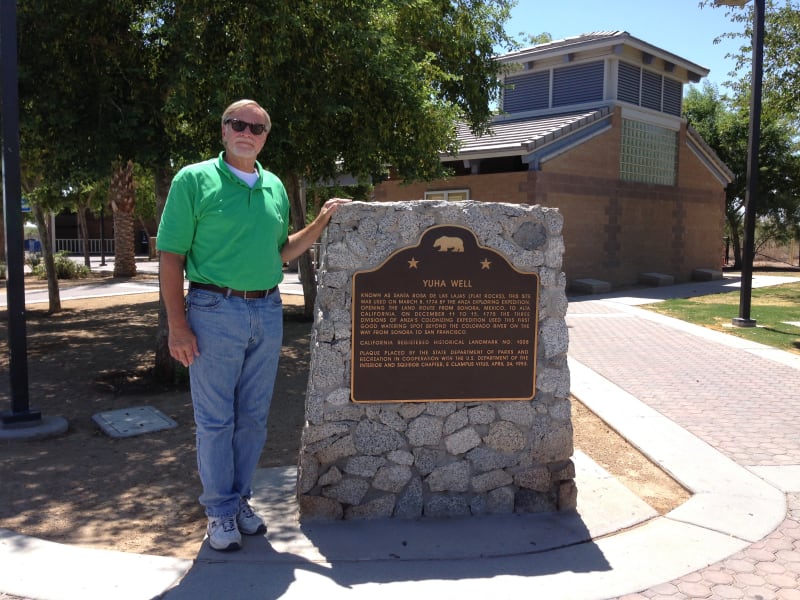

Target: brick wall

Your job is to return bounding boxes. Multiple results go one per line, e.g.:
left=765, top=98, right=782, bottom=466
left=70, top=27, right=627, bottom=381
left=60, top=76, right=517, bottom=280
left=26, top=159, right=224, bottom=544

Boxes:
left=374, top=172, right=528, bottom=205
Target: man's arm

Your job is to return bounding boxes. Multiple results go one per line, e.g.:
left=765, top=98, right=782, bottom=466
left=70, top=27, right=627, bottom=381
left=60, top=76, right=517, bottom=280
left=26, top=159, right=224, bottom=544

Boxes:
left=159, top=250, right=199, bottom=367
left=280, top=197, right=350, bottom=263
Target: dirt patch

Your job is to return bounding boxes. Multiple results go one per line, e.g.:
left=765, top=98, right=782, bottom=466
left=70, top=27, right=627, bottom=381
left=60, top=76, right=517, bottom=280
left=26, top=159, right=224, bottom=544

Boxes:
left=572, top=399, right=689, bottom=514
left=0, top=276, right=687, bottom=559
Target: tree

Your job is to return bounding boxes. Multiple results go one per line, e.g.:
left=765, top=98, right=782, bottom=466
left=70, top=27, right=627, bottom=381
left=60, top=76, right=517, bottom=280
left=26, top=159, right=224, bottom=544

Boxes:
left=522, top=32, right=553, bottom=46
left=20, top=179, right=65, bottom=313
left=707, top=0, right=800, bottom=120
left=17, top=0, right=162, bottom=291
left=151, top=0, right=515, bottom=316
left=17, top=0, right=516, bottom=375
left=684, top=81, right=800, bottom=268
left=64, top=178, right=109, bottom=268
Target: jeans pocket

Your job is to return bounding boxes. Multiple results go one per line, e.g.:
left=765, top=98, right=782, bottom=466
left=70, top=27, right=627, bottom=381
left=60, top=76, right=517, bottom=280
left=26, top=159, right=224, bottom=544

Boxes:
left=187, top=289, right=223, bottom=312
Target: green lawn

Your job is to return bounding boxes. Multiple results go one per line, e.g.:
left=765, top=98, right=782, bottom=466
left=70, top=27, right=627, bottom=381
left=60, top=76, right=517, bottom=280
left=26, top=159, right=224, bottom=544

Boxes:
left=644, top=275, right=800, bottom=355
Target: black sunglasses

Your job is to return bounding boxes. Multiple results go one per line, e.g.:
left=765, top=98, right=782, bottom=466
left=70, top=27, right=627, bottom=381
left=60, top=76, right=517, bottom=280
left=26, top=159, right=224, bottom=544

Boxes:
left=224, top=118, right=268, bottom=135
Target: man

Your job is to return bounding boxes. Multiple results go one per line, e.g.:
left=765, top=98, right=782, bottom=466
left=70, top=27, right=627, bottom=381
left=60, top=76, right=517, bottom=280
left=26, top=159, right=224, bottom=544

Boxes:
left=157, top=99, right=348, bottom=551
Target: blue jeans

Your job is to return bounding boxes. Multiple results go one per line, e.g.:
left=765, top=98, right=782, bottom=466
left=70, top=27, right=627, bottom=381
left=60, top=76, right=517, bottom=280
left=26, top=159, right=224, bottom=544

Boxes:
left=186, top=288, right=283, bottom=519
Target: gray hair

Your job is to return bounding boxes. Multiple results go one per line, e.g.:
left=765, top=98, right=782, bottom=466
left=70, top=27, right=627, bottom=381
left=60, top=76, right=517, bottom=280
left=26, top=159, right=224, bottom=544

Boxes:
left=221, top=99, right=272, bottom=134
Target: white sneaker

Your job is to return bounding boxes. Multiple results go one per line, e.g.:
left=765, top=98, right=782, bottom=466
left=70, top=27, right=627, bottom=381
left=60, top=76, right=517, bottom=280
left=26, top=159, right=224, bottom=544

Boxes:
left=237, top=498, right=267, bottom=535
left=207, top=515, right=241, bottom=551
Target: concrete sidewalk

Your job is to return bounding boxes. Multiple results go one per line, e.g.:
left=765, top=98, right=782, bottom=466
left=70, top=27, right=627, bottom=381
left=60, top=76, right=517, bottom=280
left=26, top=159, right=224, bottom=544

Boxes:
left=1, top=273, right=799, bottom=599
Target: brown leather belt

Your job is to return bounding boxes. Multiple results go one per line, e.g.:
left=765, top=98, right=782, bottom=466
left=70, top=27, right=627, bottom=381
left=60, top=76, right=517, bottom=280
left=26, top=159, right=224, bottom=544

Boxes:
left=189, top=282, right=278, bottom=299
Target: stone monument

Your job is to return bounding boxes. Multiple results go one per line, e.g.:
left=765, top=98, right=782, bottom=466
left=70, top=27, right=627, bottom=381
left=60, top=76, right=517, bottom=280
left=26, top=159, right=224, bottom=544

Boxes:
left=297, top=200, right=573, bottom=520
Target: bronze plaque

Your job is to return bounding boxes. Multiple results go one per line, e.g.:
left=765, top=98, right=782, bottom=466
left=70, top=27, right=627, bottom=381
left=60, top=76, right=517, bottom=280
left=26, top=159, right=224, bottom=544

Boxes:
left=351, top=225, right=539, bottom=403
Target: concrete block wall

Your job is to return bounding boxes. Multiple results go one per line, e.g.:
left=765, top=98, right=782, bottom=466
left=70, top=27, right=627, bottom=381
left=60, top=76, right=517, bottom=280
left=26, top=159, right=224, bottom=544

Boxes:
left=296, top=200, right=575, bottom=521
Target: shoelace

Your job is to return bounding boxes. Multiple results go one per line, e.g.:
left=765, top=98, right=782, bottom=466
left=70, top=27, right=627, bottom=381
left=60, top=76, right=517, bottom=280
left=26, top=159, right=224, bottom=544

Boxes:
left=240, top=501, right=255, bottom=518
left=221, top=516, right=236, bottom=532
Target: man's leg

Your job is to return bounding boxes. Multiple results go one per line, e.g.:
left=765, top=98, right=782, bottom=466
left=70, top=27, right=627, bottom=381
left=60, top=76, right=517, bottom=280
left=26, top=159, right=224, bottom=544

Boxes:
left=187, top=290, right=249, bottom=520
left=232, top=292, right=283, bottom=504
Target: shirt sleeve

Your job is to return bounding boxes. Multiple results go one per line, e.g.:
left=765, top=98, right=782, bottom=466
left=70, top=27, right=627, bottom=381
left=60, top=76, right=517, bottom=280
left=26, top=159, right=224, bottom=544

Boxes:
left=156, top=168, right=197, bottom=255
left=278, top=181, right=290, bottom=250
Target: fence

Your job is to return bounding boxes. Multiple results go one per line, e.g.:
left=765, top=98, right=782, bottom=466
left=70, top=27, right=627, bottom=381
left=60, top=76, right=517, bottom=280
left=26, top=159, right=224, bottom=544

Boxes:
left=55, top=238, right=115, bottom=255
left=54, top=238, right=320, bottom=264
left=757, top=239, right=799, bottom=268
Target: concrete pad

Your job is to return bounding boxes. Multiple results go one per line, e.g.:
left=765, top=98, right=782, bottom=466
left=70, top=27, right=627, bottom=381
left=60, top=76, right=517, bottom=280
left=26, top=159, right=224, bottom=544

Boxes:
left=572, top=451, right=659, bottom=536
left=575, top=517, right=751, bottom=599
left=749, top=465, right=800, bottom=493
left=638, top=272, right=674, bottom=287
left=570, top=278, right=612, bottom=294
left=163, top=514, right=748, bottom=600
left=197, top=460, right=657, bottom=565
left=92, top=405, right=177, bottom=438
left=668, top=492, right=786, bottom=542
left=691, top=268, right=723, bottom=281
left=0, top=415, right=68, bottom=441
left=0, top=529, right=191, bottom=600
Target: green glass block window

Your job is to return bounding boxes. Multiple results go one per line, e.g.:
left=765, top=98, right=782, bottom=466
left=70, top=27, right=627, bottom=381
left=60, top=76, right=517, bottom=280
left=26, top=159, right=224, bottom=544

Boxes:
left=424, top=189, right=469, bottom=201
left=620, top=119, right=678, bottom=186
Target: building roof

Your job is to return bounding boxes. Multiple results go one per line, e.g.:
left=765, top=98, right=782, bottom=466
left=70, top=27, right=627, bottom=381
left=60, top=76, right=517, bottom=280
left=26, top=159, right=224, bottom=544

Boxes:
left=448, top=106, right=613, bottom=160
left=439, top=32, right=731, bottom=183
left=447, top=106, right=733, bottom=184
left=499, top=31, right=709, bottom=82
left=687, top=125, right=736, bottom=185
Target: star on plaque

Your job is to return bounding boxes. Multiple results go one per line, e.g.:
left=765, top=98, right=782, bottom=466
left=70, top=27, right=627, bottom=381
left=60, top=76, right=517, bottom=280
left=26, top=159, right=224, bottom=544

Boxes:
left=408, top=257, right=419, bottom=269
left=480, top=258, right=492, bottom=270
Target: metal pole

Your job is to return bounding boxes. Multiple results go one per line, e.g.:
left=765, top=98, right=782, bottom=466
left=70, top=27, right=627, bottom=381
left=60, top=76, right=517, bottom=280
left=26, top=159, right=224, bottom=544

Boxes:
left=100, top=205, right=106, bottom=266
left=733, top=0, right=764, bottom=328
left=1, top=0, right=39, bottom=424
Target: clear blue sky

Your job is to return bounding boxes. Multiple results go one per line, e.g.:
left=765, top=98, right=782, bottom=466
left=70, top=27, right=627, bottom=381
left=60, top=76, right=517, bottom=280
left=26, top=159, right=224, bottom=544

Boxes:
left=504, top=0, right=750, bottom=91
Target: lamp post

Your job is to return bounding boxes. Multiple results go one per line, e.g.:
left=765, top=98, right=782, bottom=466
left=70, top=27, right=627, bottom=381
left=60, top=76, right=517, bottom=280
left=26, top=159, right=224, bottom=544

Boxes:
left=716, top=0, right=765, bottom=327
left=1, top=1, right=67, bottom=439
left=1, top=0, right=37, bottom=425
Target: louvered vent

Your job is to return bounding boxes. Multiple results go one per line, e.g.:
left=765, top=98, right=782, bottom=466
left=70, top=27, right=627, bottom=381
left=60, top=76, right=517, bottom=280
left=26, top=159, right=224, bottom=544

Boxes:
left=552, top=61, right=604, bottom=107
left=618, top=62, right=641, bottom=105
left=641, top=70, right=663, bottom=111
left=663, top=78, right=683, bottom=116
left=503, top=71, right=550, bottom=114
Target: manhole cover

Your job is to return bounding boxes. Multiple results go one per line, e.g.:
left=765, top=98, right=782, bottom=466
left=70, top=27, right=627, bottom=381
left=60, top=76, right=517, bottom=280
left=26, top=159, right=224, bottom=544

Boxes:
left=92, top=406, right=177, bottom=438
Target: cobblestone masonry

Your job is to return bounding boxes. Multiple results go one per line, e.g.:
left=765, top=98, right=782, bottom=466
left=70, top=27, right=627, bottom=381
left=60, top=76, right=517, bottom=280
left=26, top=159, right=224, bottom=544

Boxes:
left=296, top=200, right=574, bottom=520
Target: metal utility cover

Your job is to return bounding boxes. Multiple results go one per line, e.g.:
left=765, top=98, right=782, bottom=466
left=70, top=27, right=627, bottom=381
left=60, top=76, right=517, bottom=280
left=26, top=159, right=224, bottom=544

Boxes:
left=92, top=406, right=177, bottom=438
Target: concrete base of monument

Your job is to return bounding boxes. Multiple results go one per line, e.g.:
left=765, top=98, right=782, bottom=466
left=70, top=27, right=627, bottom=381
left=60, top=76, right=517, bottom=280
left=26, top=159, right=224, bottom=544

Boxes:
left=168, top=457, right=656, bottom=598
left=209, top=453, right=656, bottom=565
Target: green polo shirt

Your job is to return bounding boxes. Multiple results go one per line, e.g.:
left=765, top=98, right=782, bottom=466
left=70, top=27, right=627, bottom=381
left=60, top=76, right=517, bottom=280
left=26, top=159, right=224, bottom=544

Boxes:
left=157, top=152, right=289, bottom=291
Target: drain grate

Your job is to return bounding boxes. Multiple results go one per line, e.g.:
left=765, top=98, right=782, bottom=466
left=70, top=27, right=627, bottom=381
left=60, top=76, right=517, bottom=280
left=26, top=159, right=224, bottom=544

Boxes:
left=92, top=406, right=177, bottom=438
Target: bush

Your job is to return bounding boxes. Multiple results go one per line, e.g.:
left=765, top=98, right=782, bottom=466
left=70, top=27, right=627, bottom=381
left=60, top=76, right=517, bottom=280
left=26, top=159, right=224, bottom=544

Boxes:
left=26, top=253, right=41, bottom=270
left=31, top=251, right=90, bottom=280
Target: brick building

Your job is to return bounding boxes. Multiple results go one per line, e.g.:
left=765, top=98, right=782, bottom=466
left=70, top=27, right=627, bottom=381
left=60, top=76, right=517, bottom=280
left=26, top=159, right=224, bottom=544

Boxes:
left=373, top=32, right=733, bottom=289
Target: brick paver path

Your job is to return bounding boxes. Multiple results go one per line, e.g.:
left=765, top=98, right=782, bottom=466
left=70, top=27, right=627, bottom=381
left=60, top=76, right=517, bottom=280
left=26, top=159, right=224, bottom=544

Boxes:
left=567, top=303, right=800, bottom=466
left=569, top=299, right=800, bottom=599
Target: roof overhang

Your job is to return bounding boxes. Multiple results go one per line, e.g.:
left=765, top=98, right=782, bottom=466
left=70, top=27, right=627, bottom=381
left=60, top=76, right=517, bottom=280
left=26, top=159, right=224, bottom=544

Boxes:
left=498, top=31, right=709, bottom=83
left=443, top=105, right=614, bottom=163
